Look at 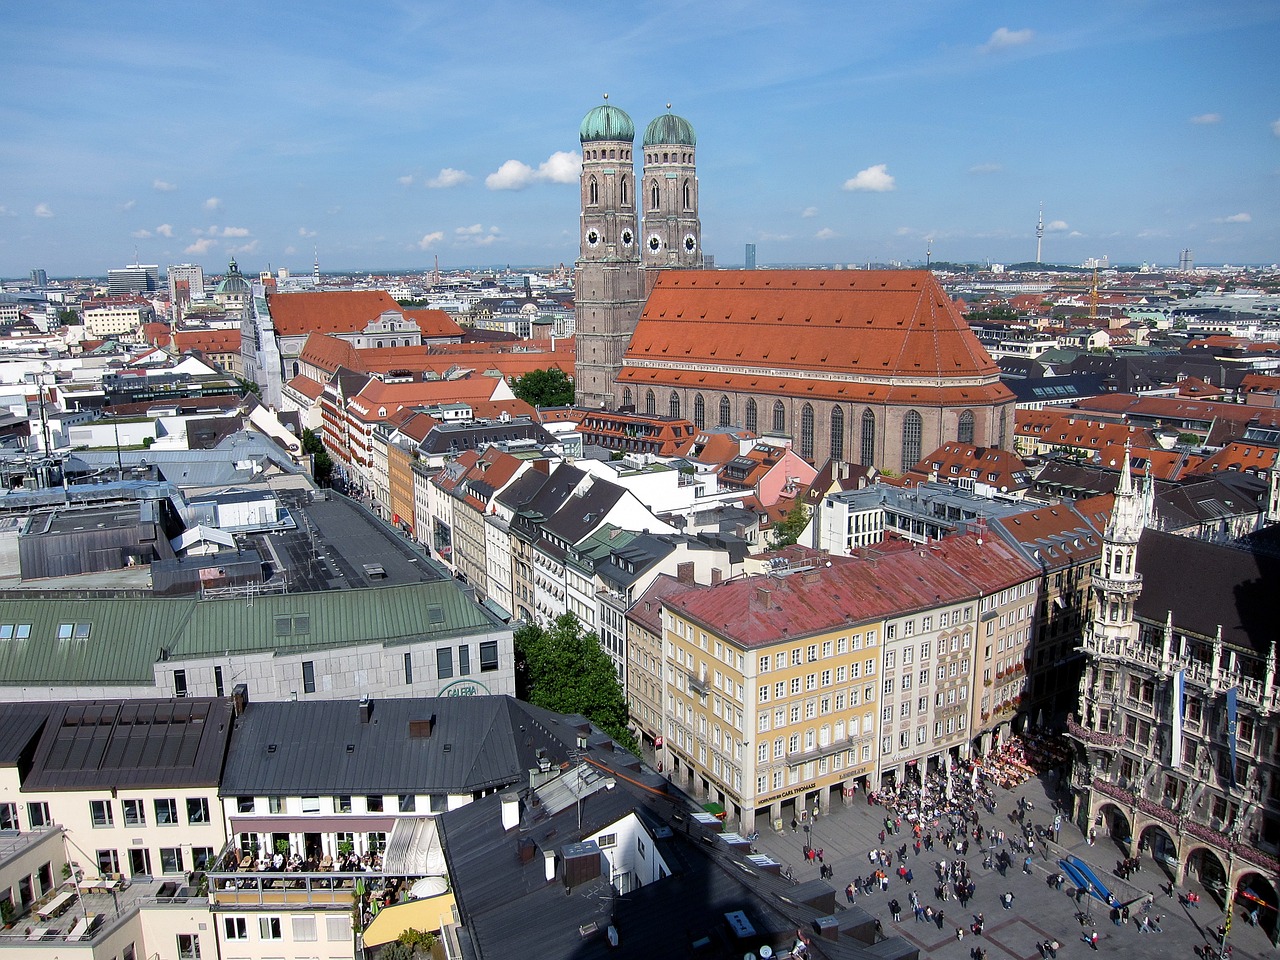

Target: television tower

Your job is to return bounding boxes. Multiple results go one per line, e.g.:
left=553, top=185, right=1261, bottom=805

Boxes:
left=1036, top=202, right=1044, bottom=264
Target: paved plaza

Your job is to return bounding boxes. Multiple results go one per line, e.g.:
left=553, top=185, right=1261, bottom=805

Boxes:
left=738, top=771, right=1276, bottom=959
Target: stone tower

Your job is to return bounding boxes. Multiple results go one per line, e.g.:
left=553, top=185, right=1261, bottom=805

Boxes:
left=640, top=107, right=701, bottom=272
left=1085, top=447, right=1154, bottom=654
left=573, top=98, right=644, bottom=410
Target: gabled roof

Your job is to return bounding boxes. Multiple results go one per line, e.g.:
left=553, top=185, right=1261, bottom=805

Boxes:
left=621, top=270, right=1012, bottom=405
left=270, top=290, right=407, bottom=336
left=908, top=441, right=1031, bottom=491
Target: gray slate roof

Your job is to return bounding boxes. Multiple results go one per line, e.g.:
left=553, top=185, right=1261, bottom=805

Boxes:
left=219, top=695, right=577, bottom=796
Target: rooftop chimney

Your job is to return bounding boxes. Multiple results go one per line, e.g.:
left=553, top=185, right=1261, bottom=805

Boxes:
left=408, top=716, right=435, bottom=738
left=500, top=792, right=520, bottom=832
left=232, top=683, right=249, bottom=717
left=359, top=697, right=373, bottom=723
left=676, top=561, right=695, bottom=584
left=755, top=586, right=772, bottom=607
left=543, top=848, right=556, bottom=883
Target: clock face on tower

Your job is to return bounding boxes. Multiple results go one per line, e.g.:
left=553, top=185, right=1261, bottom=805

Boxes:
left=684, top=234, right=697, bottom=253
left=620, top=229, right=634, bottom=247
left=648, top=235, right=662, bottom=252
left=586, top=229, right=600, bottom=248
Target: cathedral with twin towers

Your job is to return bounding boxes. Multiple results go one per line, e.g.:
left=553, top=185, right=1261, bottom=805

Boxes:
left=573, top=97, right=1015, bottom=473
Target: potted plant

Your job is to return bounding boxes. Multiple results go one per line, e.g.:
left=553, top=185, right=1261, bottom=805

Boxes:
left=275, top=839, right=290, bottom=857
left=338, top=840, right=355, bottom=859
left=1, top=899, right=15, bottom=929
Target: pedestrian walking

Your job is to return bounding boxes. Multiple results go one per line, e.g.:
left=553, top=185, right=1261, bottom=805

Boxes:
left=957, top=926, right=965, bottom=942
left=1001, top=891, right=1015, bottom=910
left=846, top=883, right=855, bottom=903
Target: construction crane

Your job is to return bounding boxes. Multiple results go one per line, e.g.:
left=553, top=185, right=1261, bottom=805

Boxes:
left=1089, top=267, right=1099, bottom=321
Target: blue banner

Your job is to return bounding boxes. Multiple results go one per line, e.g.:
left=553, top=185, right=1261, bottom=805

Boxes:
left=1226, top=687, right=1238, bottom=787
left=1171, top=671, right=1184, bottom=768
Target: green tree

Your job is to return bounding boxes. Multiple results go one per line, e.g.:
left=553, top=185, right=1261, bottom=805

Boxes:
left=511, top=367, right=574, bottom=407
left=514, top=613, right=637, bottom=752
left=301, top=428, right=334, bottom=487
left=769, top=499, right=810, bottom=549
left=57, top=309, right=79, bottom=326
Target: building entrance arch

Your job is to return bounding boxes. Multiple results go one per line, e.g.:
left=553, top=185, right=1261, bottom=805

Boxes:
left=1096, top=802, right=1132, bottom=852
left=1234, top=871, right=1278, bottom=942
left=1184, top=846, right=1228, bottom=907
left=1137, top=823, right=1178, bottom=881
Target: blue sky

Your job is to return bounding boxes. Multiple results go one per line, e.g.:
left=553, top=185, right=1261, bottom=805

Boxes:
left=2, top=0, right=1278, bottom=278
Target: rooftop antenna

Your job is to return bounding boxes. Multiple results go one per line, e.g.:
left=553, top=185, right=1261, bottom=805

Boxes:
left=313, top=246, right=320, bottom=286
left=926, top=238, right=932, bottom=268
left=1036, top=202, right=1044, bottom=264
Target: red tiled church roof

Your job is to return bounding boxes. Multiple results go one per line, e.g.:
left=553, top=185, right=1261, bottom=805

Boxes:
left=619, top=270, right=1011, bottom=404
left=268, top=291, right=462, bottom=339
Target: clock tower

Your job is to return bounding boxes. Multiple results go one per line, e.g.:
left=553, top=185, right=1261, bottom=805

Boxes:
left=641, top=107, right=701, bottom=271
left=574, top=97, right=644, bottom=410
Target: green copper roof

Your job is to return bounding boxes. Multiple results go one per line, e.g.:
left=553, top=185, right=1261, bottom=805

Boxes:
left=580, top=102, right=634, bottom=143
left=643, top=111, right=696, bottom=147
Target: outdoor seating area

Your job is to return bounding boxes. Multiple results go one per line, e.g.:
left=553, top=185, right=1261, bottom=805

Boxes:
left=980, top=733, right=1072, bottom=789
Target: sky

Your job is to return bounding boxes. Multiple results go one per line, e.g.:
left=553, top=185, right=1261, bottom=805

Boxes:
left=2, top=0, right=1278, bottom=279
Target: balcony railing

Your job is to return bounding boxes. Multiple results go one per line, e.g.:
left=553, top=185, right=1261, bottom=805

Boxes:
left=1064, top=714, right=1125, bottom=748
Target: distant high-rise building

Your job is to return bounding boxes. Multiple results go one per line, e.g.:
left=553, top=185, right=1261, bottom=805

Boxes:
left=745, top=243, right=756, bottom=270
left=29, top=268, right=47, bottom=287
left=1179, top=248, right=1194, bottom=272
left=702, top=254, right=715, bottom=270
left=107, top=262, right=159, bottom=295
left=167, top=263, right=206, bottom=305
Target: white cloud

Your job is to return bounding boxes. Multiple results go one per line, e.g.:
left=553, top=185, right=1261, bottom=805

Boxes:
left=152, top=179, right=177, bottom=192
left=227, top=240, right=259, bottom=255
left=1221, top=212, right=1252, bottom=223
left=1273, top=119, right=1280, bottom=137
left=895, top=226, right=915, bottom=236
left=842, top=164, right=895, bottom=192
left=131, top=229, right=153, bottom=239
left=968, top=163, right=1002, bottom=175
left=1046, top=220, right=1069, bottom=232
left=397, top=175, right=415, bottom=186
left=455, top=224, right=501, bottom=246
left=205, top=197, right=223, bottom=211
left=486, top=151, right=580, bottom=190
left=981, top=27, right=1034, bottom=53
left=185, top=237, right=216, bottom=255
left=221, top=226, right=251, bottom=237
left=284, top=245, right=297, bottom=255
left=416, top=231, right=445, bottom=250
left=1190, top=113, right=1221, bottom=125
left=815, top=227, right=838, bottom=240
left=1067, top=231, right=1084, bottom=238
left=156, top=223, right=174, bottom=238
left=427, top=168, right=471, bottom=189
left=298, top=227, right=317, bottom=238
left=34, top=203, right=53, bottom=218
left=119, top=199, right=137, bottom=212
left=801, top=206, right=818, bottom=218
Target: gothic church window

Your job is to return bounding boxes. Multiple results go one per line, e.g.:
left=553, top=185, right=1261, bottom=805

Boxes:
left=800, top=404, right=814, bottom=461
left=622, top=387, right=633, bottom=408
left=861, top=409, right=876, bottom=466
left=746, top=399, right=758, bottom=434
left=683, top=180, right=691, bottom=209
left=651, top=181, right=660, bottom=210
left=645, top=390, right=656, bottom=416
left=958, top=410, right=974, bottom=444
left=669, top=392, right=681, bottom=419
left=589, top=178, right=599, bottom=205
left=902, top=410, right=923, bottom=472
left=772, top=401, right=786, bottom=434
left=694, top=394, right=706, bottom=429
left=620, top=176, right=628, bottom=205
left=718, top=395, right=731, bottom=427
left=830, top=406, right=845, bottom=462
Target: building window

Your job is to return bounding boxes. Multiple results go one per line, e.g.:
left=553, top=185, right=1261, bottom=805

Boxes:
left=160, top=847, right=183, bottom=874
left=800, top=404, right=814, bottom=460
left=302, top=660, right=316, bottom=694
left=669, top=391, right=681, bottom=419
left=301, top=796, right=321, bottom=813
left=259, top=917, right=282, bottom=940
left=213, top=665, right=224, bottom=697
left=173, top=670, right=187, bottom=697
left=404, top=652, right=413, bottom=685
left=236, top=797, right=254, bottom=814
left=901, top=409, right=923, bottom=472
left=186, top=798, right=209, bottom=824
left=0, top=803, right=18, bottom=830
left=293, top=917, right=318, bottom=942
left=645, top=390, right=656, bottom=416
left=27, top=802, right=50, bottom=828
left=122, top=798, right=145, bottom=829
left=366, top=795, right=384, bottom=812
left=176, top=934, right=200, bottom=960
left=398, top=794, right=416, bottom=813
left=621, top=387, right=633, bottom=408
left=719, top=395, right=731, bottom=427
left=154, top=798, right=178, bottom=825
left=958, top=409, right=975, bottom=444
left=830, top=406, right=845, bottom=461
left=746, top=399, right=758, bottom=434
left=436, top=647, right=454, bottom=679
left=693, top=394, right=706, bottom=429
left=224, top=918, right=248, bottom=941
left=90, top=800, right=113, bottom=828
left=861, top=409, right=876, bottom=466
left=457, top=644, right=470, bottom=675
left=192, top=847, right=215, bottom=870
left=772, top=400, right=786, bottom=434
left=479, top=640, right=499, bottom=672
left=327, top=917, right=350, bottom=941
left=98, top=849, right=121, bottom=876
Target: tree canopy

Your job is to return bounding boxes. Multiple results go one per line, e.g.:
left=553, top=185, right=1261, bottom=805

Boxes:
left=301, top=428, right=334, bottom=487
left=514, top=613, right=636, bottom=752
left=768, top=499, right=810, bottom=549
left=511, top=367, right=574, bottom=407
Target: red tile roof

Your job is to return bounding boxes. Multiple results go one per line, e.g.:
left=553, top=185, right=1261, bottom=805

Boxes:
left=665, top=533, right=1036, bottom=647
left=172, top=329, right=241, bottom=354
left=1187, top=441, right=1277, bottom=477
left=267, top=291, right=462, bottom=339
left=620, top=270, right=1012, bottom=403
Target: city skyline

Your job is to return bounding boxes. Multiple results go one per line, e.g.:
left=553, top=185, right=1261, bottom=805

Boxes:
left=2, top=0, right=1278, bottom=278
